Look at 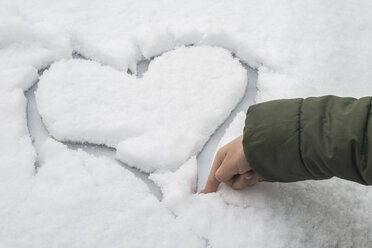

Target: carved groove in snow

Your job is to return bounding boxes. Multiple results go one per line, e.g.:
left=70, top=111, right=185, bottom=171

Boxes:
left=25, top=69, right=163, bottom=200
left=25, top=48, right=257, bottom=201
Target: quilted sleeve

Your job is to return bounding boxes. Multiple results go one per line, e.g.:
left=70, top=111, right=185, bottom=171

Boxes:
left=242, top=95, right=372, bottom=185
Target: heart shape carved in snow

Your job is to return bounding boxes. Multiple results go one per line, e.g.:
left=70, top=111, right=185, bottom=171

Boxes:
left=36, top=46, right=247, bottom=172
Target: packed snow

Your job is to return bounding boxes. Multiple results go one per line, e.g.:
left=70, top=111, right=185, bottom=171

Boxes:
left=2, top=0, right=372, bottom=247
left=1, top=139, right=203, bottom=247
left=36, top=46, right=247, bottom=172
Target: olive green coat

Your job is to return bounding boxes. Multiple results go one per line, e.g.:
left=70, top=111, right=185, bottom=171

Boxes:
left=242, top=95, right=372, bottom=185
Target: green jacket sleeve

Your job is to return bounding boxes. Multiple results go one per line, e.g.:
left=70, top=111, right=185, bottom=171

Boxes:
left=242, top=95, right=372, bottom=185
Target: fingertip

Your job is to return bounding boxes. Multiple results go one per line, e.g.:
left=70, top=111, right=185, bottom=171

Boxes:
left=200, top=188, right=216, bottom=194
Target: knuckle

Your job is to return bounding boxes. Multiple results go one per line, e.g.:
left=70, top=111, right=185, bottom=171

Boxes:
left=215, top=169, right=224, bottom=182
left=216, top=147, right=225, bottom=157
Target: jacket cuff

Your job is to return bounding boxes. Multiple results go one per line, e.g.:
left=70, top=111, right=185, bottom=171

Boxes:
left=242, top=99, right=316, bottom=182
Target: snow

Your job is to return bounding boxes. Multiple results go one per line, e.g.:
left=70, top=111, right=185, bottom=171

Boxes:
left=36, top=46, right=247, bottom=172
left=0, top=90, right=36, bottom=185
left=152, top=112, right=372, bottom=247
left=0, top=6, right=71, bottom=70
left=0, top=67, right=38, bottom=92
left=1, top=138, right=203, bottom=247
left=26, top=82, right=164, bottom=200
left=2, top=0, right=372, bottom=246
left=136, top=27, right=176, bottom=59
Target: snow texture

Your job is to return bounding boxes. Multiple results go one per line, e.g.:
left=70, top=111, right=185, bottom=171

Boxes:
left=36, top=46, right=247, bottom=172
left=151, top=112, right=372, bottom=248
left=0, top=5, right=71, bottom=71
left=1, top=138, right=203, bottom=248
left=2, top=0, right=372, bottom=247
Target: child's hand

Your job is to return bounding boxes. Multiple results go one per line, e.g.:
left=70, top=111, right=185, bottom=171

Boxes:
left=201, top=135, right=262, bottom=193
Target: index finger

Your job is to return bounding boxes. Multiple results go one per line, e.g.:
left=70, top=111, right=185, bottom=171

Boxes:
left=200, top=148, right=227, bottom=193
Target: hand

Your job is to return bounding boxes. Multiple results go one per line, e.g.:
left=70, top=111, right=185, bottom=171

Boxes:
left=201, top=135, right=262, bottom=193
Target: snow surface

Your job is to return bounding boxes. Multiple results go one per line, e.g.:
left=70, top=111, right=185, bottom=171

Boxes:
left=2, top=0, right=372, bottom=247
left=36, top=46, right=247, bottom=172
left=1, top=138, right=203, bottom=248
left=26, top=82, right=163, bottom=199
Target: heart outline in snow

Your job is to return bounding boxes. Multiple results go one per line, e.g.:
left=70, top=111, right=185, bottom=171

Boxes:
left=36, top=46, right=247, bottom=172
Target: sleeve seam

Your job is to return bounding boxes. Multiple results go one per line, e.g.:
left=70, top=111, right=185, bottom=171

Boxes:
left=298, top=98, right=314, bottom=178
left=361, top=98, right=372, bottom=163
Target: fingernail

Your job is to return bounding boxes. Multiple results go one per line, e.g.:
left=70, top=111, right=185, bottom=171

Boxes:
left=245, top=175, right=253, bottom=180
